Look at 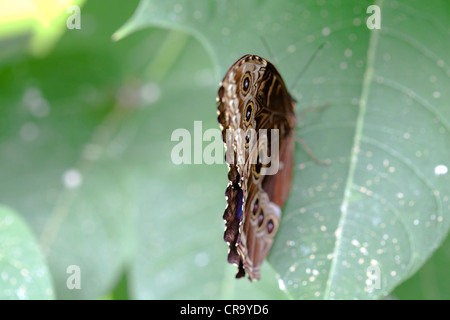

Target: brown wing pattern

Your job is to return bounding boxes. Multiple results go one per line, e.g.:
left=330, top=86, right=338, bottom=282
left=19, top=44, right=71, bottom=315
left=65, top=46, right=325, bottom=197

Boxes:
left=217, top=54, right=296, bottom=281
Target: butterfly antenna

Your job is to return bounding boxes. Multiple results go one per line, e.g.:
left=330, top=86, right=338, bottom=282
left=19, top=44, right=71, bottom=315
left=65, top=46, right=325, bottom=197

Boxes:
left=290, top=42, right=327, bottom=89
left=259, top=36, right=277, bottom=63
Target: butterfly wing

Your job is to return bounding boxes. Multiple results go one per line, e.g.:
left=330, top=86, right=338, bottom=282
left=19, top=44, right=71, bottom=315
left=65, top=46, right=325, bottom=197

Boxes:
left=218, top=54, right=296, bottom=281
left=238, top=128, right=295, bottom=280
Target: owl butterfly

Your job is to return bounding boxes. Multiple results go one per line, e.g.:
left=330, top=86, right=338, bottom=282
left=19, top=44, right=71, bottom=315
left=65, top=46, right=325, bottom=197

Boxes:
left=217, top=54, right=296, bottom=281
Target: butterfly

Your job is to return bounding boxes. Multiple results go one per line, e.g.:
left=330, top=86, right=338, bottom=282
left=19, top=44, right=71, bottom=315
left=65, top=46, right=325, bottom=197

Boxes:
left=217, top=54, right=296, bottom=281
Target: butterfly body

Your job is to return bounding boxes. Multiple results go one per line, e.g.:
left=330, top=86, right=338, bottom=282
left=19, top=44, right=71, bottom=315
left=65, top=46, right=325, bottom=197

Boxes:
left=217, top=54, right=296, bottom=281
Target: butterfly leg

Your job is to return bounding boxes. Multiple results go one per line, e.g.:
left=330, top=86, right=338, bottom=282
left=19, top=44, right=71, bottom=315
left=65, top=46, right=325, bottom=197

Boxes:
left=297, top=103, right=329, bottom=124
left=295, top=104, right=330, bottom=166
left=294, top=136, right=330, bottom=166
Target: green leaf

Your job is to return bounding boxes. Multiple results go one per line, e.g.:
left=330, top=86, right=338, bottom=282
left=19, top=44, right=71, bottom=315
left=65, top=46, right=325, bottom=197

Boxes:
left=392, top=232, right=450, bottom=299
left=271, top=0, right=450, bottom=299
left=116, top=0, right=450, bottom=299
left=0, top=206, right=54, bottom=299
